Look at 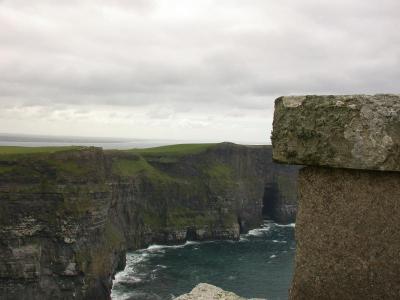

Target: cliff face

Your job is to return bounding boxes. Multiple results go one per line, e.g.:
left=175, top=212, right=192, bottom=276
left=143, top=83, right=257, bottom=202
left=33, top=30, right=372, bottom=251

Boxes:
left=0, top=148, right=125, bottom=300
left=272, top=94, right=400, bottom=299
left=0, top=143, right=298, bottom=299
left=109, top=143, right=299, bottom=250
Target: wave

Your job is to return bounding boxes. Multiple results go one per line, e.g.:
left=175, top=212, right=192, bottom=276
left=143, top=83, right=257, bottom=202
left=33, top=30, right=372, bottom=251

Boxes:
left=247, top=228, right=270, bottom=237
left=145, top=240, right=200, bottom=252
left=274, top=223, right=295, bottom=228
left=246, top=222, right=272, bottom=237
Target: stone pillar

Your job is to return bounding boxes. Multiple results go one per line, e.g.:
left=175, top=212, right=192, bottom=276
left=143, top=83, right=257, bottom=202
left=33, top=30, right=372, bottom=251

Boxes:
left=271, top=95, right=400, bottom=299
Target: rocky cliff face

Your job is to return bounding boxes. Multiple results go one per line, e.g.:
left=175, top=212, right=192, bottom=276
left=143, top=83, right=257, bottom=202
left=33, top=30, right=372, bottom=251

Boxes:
left=0, top=148, right=125, bottom=300
left=272, top=94, right=400, bottom=299
left=0, top=143, right=298, bottom=299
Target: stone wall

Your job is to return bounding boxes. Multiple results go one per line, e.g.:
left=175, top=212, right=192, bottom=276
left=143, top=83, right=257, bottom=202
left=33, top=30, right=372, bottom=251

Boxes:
left=272, top=94, right=400, bottom=299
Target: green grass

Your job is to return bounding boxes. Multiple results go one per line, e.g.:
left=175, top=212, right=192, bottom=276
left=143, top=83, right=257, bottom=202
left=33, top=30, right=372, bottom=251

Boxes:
left=206, top=163, right=233, bottom=179
left=0, top=146, right=84, bottom=155
left=0, top=165, right=14, bottom=174
left=112, top=157, right=153, bottom=176
left=0, top=146, right=100, bottom=179
left=127, top=143, right=216, bottom=156
left=111, top=156, right=174, bottom=182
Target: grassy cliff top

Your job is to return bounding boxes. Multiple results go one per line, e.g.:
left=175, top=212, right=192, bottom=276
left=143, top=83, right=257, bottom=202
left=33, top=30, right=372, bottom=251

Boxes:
left=0, top=142, right=272, bottom=183
left=0, top=143, right=271, bottom=159
left=126, top=143, right=216, bottom=156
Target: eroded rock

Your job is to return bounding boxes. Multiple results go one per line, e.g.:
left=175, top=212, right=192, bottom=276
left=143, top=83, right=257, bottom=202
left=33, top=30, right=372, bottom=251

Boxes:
left=272, top=94, right=400, bottom=171
left=175, top=283, right=265, bottom=300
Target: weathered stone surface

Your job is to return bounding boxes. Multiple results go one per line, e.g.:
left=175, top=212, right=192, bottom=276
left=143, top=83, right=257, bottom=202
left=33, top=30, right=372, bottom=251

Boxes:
left=175, top=283, right=265, bottom=300
left=290, top=167, right=400, bottom=299
left=272, top=94, right=400, bottom=171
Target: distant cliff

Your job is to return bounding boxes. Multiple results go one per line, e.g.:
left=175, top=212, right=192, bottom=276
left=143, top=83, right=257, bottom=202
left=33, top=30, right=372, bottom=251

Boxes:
left=0, top=143, right=298, bottom=299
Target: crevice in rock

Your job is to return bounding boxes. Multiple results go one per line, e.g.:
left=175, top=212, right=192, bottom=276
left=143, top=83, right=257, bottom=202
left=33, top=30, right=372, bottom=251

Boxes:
left=186, top=227, right=197, bottom=241
left=262, top=182, right=279, bottom=219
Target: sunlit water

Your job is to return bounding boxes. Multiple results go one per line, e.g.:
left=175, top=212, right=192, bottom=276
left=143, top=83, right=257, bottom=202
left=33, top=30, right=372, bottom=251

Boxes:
left=111, top=220, right=295, bottom=300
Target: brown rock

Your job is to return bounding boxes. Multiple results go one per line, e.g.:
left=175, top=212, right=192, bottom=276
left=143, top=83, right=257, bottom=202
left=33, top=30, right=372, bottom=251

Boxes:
left=291, top=167, right=400, bottom=299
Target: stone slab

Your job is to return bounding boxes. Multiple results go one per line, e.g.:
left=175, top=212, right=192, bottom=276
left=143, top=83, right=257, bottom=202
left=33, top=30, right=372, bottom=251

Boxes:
left=272, top=94, right=400, bottom=171
left=290, top=167, right=400, bottom=299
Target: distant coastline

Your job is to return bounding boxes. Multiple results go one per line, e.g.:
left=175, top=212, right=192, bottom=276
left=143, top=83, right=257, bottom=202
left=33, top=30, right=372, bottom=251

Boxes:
left=0, top=133, right=267, bottom=149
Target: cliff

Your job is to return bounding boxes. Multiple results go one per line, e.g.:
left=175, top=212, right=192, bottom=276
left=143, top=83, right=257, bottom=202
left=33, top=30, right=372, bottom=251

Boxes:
left=272, top=94, right=400, bottom=299
left=0, top=143, right=298, bottom=299
left=0, top=147, right=125, bottom=299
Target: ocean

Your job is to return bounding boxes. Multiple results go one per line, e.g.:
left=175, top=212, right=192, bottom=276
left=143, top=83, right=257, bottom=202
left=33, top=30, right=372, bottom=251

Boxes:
left=0, top=134, right=181, bottom=149
left=0, top=134, right=264, bottom=149
left=111, top=220, right=295, bottom=300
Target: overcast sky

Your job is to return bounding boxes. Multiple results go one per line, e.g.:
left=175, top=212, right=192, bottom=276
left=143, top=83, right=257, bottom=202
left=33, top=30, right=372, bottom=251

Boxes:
left=1, top=0, right=399, bottom=143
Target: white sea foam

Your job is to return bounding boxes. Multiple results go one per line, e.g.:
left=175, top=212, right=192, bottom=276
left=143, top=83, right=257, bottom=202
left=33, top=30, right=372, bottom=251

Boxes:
left=247, top=226, right=271, bottom=237
left=247, top=228, right=264, bottom=237
left=110, top=292, right=133, bottom=300
left=274, top=223, right=295, bottom=228
left=156, top=264, right=167, bottom=269
left=270, top=254, right=277, bottom=258
left=145, top=240, right=200, bottom=252
left=111, top=252, right=149, bottom=300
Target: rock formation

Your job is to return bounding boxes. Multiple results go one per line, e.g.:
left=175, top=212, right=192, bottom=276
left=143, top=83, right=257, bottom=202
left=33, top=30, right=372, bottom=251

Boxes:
left=0, top=143, right=298, bottom=299
left=175, top=283, right=246, bottom=300
left=175, top=283, right=265, bottom=300
left=272, top=94, right=400, bottom=299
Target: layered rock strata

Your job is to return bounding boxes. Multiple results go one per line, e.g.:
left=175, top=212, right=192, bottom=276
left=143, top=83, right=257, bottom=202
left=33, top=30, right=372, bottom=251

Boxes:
left=272, top=94, right=400, bottom=299
left=0, top=143, right=298, bottom=299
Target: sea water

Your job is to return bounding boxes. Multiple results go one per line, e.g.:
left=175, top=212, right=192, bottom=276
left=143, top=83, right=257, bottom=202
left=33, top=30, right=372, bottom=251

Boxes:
left=111, top=220, right=295, bottom=300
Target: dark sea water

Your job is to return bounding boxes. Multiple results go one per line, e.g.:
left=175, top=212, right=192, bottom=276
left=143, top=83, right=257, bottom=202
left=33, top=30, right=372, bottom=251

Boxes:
left=111, top=221, right=296, bottom=300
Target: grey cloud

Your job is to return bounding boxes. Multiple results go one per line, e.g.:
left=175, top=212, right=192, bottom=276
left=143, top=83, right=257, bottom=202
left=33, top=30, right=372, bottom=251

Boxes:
left=0, top=0, right=399, bottom=141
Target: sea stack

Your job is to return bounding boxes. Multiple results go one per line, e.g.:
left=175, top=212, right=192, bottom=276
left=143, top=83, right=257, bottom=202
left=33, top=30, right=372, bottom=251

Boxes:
left=272, top=94, right=400, bottom=299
